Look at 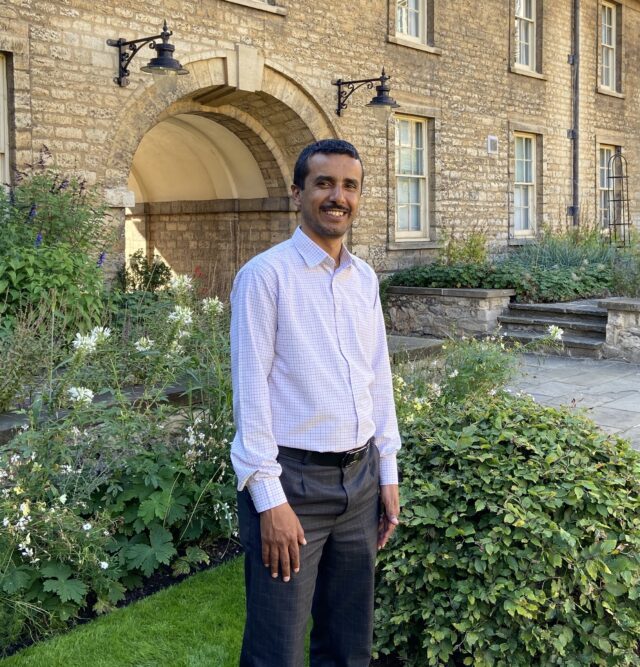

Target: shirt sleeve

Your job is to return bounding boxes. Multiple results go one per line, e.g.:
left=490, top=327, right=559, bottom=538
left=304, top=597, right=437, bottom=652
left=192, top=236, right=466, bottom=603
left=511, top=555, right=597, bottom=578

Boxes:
left=230, top=263, right=288, bottom=513
left=370, top=284, right=401, bottom=486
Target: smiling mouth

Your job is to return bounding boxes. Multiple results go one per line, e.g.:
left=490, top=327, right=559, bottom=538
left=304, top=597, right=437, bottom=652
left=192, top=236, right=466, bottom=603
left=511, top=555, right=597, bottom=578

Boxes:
left=322, top=208, right=349, bottom=218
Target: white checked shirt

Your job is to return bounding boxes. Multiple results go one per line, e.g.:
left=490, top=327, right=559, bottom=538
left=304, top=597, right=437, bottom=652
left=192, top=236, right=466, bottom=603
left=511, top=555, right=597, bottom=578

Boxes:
left=230, top=226, right=401, bottom=512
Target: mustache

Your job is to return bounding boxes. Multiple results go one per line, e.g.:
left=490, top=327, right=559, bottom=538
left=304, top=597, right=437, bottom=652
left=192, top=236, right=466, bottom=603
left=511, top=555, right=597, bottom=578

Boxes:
left=320, top=205, right=350, bottom=213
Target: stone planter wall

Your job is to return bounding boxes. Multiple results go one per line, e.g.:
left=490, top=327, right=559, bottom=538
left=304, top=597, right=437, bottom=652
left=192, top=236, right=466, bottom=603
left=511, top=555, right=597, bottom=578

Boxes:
left=386, top=286, right=516, bottom=338
left=599, top=298, right=640, bottom=363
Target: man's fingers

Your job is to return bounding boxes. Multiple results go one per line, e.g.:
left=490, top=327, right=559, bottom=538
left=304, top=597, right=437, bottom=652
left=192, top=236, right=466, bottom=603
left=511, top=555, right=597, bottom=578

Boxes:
left=262, top=543, right=270, bottom=569
left=270, top=549, right=280, bottom=579
left=280, top=549, right=291, bottom=582
left=290, top=542, right=300, bottom=575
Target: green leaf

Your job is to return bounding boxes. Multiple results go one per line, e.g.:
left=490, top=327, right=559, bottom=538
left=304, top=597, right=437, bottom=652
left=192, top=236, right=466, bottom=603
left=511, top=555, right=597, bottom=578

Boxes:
left=124, top=526, right=176, bottom=576
left=1, top=567, right=32, bottom=594
left=42, top=577, right=88, bottom=604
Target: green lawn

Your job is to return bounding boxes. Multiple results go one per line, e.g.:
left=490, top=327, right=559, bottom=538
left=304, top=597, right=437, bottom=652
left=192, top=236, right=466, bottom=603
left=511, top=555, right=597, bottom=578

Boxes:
left=1, top=558, right=246, bottom=667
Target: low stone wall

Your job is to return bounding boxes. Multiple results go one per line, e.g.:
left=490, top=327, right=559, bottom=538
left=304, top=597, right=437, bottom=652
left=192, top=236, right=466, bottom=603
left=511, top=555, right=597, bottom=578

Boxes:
left=386, top=286, right=516, bottom=338
left=599, top=298, right=640, bottom=363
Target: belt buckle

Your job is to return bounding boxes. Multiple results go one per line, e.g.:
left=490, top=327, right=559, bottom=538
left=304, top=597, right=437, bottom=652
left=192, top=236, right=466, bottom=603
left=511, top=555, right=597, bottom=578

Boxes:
left=342, top=450, right=358, bottom=468
left=341, top=443, right=367, bottom=469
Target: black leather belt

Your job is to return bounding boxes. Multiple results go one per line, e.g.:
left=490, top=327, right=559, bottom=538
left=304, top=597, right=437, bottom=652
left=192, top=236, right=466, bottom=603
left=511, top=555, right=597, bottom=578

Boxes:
left=278, top=437, right=373, bottom=469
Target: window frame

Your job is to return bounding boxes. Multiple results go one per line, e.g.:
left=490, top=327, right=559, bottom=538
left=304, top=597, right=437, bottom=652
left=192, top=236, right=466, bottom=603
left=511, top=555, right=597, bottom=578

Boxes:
left=513, top=132, right=537, bottom=238
left=515, top=0, right=536, bottom=71
left=598, top=143, right=622, bottom=230
left=0, top=54, right=9, bottom=187
left=396, top=0, right=427, bottom=44
left=394, top=115, right=429, bottom=240
left=600, top=2, right=616, bottom=90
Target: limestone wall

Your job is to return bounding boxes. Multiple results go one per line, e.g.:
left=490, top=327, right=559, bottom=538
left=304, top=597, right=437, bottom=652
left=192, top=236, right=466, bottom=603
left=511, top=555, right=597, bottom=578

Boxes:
left=2, top=0, right=640, bottom=275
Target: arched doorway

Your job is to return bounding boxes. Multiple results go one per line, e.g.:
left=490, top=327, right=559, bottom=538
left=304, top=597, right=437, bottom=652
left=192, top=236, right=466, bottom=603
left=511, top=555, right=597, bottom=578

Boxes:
left=107, top=49, right=337, bottom=297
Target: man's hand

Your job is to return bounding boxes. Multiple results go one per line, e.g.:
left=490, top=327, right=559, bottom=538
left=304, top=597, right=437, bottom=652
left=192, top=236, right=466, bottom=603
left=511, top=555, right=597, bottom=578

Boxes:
left=378, top=484, right=400, bottom=550
left=260, top=502, right=306, bottom=582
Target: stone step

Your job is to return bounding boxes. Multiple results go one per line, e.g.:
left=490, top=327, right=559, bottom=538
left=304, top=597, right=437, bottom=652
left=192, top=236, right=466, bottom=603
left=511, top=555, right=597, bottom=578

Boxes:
left=507, top=302, right=607, bottom=325
left=501, top=330, right=604, bottom=359
left=387, top=335, right=444, bottom=363
left=498, top=315, right=606, bottom=339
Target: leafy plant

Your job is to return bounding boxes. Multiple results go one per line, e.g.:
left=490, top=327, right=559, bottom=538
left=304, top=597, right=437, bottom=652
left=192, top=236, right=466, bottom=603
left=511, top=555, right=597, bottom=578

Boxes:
left=117, top=250, right=173, bottom=293
left=375, top=392, right=640, bottom=666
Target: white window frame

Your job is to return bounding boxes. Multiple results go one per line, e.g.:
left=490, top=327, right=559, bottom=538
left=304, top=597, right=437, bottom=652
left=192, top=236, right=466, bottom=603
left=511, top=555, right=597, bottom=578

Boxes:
left=515, top=0, right=536, bottom=70
left=0, top=54, right=8, bottom=187
left=513, top=133, right=536, bottom=237
left=396, top=0, right=427, bottom=44
left=600, top=2, right=617, bottom=90
left=395, top=115, right=428, bottom=239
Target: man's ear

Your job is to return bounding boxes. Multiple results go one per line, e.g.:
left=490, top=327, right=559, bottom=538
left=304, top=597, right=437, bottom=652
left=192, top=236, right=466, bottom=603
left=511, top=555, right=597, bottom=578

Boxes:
left=290, top=183, right=302, bottom=210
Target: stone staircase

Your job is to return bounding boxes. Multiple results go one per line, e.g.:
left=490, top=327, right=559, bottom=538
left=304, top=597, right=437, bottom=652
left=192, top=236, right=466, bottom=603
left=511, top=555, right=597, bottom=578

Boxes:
left=498, top=300, right=608, bottom=359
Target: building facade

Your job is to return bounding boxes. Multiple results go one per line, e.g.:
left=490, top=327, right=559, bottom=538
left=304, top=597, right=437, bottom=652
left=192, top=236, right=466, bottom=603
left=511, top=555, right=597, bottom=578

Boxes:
left=1, top=0, right=639, bottom=293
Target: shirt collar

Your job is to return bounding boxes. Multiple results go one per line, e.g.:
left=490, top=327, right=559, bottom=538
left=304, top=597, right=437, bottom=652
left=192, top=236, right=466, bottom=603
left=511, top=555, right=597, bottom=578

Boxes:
left=292, top=226, right=353, bottom=270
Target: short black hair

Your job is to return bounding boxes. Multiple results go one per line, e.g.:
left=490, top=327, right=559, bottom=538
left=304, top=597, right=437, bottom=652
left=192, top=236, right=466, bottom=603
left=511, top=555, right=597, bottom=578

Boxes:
left=293, top=139, right=364, bottom=189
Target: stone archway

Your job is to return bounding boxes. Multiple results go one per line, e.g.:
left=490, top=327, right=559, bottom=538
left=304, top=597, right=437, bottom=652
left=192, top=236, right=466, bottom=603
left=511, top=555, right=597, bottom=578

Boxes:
left=105, top=47, right=337, bottom=296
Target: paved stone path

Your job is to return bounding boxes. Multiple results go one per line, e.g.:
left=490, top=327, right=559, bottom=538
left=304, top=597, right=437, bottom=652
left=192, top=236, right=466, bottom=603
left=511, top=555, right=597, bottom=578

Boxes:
left=509, top=354, right=640, bottom=449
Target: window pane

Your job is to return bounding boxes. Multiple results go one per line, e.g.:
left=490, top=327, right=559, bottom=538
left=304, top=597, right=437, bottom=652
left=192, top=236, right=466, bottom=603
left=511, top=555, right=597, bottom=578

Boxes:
left=395, top=116, right=428, bottom=235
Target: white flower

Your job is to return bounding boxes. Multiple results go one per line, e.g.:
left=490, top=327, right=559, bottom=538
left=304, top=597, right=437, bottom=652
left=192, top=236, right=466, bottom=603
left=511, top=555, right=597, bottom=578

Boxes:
left=68, top=386, right=94, bottom=406
left=59, top=494, right=67, bottom=505
left=82, top=522, right=92, bottom=531
left=547, top=325, right=564, bottom=342
left=448, top=369, right=459, bottom=378
left=429, top=382, right=442, bottom=398
left=134, top=337, right=154, bottom=352
left=489, top=389, right=497, bottom=396
left=2, top=517, right=9, bottom=527
left=91, top=326, right=111, bottom=343
left=99, top=561, right=109, bottom=570
left=72, top=332, right=97, bottom=354
left=168, top=305, right=193, bottom=328
left=202, top=296, right=224, bottom=315
left=169, top=274, right=193, bottom=292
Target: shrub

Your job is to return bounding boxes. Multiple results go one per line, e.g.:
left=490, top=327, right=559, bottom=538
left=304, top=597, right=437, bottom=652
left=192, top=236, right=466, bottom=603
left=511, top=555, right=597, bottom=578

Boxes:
left=0, top=283, right=236, bottom=652
left=375, top=392, right=640, bottom=666
left=388, top=261, right=613, bottom=303
left=116, top=250, right=173, bottom=293
left=0, top=244, right=104, bottom=332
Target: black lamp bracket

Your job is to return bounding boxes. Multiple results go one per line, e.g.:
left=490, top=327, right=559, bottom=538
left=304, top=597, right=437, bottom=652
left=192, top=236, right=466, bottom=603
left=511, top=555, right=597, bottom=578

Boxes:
left=107, top=21, right=171, bottom=87
left=333, top=69, right=391, bottom=116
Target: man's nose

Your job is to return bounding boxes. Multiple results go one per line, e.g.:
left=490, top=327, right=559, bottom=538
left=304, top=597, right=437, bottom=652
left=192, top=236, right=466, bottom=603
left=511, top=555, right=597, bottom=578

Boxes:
left=330, top=184, right=347, bottom=205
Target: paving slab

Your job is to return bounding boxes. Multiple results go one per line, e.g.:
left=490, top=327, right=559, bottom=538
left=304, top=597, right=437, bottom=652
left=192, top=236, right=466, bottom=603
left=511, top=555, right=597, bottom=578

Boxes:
left=511, top=353, right=640, bottom=449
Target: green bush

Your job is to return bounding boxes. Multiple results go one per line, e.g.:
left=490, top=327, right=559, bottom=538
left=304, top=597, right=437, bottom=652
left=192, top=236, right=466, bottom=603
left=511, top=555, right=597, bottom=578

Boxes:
left=388, top=261, right=613, bottom=303
left=0, top=244, right=104, bottom=332
left=0, top=285, right=235, bottom=652
left=375, top=393, right=640, bottom=666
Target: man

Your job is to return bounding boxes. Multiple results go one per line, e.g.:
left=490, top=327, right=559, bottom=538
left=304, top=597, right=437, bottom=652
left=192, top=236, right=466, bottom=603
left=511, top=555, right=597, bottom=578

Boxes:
left=231, top=139, right=401, bottom=667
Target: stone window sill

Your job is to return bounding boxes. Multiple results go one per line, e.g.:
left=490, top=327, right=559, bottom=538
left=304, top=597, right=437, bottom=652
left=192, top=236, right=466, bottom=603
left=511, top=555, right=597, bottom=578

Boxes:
left=387, top=35, right=442, bottom=55
left=387, top=240, right=443, bottom=250
left=221, top=0, right=287, bottom=15
left=597, top=85, right=624, bottom=99
left=509, top=64, right=546, bottom=81
left=508, top=236, right=536, bottom=246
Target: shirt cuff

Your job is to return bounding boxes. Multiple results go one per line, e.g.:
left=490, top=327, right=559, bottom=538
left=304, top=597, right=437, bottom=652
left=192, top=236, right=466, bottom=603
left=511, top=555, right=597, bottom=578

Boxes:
left=247, top=477, right=288, bottom=513
left=379, top=452, right=398, bottom=486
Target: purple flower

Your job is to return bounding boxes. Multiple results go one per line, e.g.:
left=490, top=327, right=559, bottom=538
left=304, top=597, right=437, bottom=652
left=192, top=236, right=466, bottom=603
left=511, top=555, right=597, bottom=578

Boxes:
left=34, top=232, right=43, bottom=247
left=27, top=203, right=37, bottom=221
left=58, top=179, right=69, bottom=191
left=97, top=251, right=106, bottom=267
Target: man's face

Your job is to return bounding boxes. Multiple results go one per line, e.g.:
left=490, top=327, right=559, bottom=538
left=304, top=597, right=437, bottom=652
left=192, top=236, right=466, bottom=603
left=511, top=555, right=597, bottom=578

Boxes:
left=291, top=153, right=363, bottom=246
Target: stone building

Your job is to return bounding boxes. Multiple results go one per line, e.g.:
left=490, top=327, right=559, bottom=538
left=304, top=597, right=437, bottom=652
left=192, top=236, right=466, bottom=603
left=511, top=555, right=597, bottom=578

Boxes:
left=1, top=0, right=639, bottom=293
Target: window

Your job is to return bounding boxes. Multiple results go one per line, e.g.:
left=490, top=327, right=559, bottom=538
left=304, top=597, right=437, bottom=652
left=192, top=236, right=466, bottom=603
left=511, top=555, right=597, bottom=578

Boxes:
left=0, top=55, right=9, bottom=186
left=395, top=116, right=428, bottom=238
left=515, top=0, right=536, bottom=69
left=396, top=0, right=427, bottom=43
left=598, top=144, right=622, bottom=229
left=600, top=2, right=620, bottom=91
left=514, top=133, right=536, bottom=235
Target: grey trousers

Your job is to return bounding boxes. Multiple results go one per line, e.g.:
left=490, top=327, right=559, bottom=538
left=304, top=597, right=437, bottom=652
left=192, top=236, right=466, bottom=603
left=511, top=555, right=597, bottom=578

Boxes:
left=238, top=444, right=380, bottom=667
